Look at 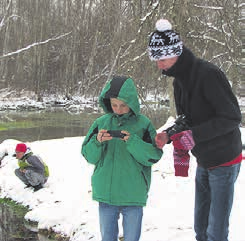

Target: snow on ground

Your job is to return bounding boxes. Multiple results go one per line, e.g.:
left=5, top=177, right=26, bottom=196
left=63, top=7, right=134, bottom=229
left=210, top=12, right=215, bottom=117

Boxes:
left=0, top=128, right=244, bottom=241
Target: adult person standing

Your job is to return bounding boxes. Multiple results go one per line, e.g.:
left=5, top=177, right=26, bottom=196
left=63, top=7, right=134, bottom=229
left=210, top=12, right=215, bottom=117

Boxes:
left=147, top=19, right=242, bottom=241
left=15, top=143, right=49, bottom=192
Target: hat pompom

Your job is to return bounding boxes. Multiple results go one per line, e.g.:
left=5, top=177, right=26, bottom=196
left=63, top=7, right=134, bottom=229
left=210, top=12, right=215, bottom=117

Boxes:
left=148, top=19, right=183, bottom=61
left=155, top=19, right=172, bottom=32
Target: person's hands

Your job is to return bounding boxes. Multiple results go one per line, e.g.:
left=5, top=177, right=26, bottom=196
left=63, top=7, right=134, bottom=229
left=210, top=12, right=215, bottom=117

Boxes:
left=155, top=132, right=169, bottom=149
left=97, top=130, right=112, bottom=143
left=121, top=130, right=130, bottom=141
left=97, top=130, right=130, bottom=142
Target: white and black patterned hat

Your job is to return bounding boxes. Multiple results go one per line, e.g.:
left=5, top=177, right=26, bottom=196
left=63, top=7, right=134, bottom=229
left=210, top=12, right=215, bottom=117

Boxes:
left=148, top=19, right=183, bottom=61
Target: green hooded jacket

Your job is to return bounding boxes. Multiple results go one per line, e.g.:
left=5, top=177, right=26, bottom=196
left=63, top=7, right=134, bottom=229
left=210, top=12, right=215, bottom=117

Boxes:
left=81, top=76, right=163, bottom=206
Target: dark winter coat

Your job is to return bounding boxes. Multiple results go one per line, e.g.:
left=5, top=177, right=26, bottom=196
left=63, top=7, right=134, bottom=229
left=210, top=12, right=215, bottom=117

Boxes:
left=162, top=47, right=242, bottom=168
left=81, top=76, right=163, bottom=206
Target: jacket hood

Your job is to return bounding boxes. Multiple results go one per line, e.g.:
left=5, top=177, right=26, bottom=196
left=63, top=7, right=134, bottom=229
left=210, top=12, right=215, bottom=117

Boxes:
left=99, top=76, right=140, bottom=116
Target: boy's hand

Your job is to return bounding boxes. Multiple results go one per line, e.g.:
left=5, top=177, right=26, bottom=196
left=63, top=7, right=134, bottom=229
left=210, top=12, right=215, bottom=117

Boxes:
left=97, top=130, right=112, bottom=143
left=155, top=132, right=169, bottom=149
left=121, top=130, right=130, bottom=141
left=97, top=130, right=130, bottom=142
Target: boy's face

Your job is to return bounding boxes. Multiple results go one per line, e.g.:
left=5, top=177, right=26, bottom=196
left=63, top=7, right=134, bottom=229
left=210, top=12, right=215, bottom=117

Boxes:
left=156, top=56, right=178, bottom=71
left=110, top=98, right=130, bottom=115
left=15, top=151, right=24, bottom=160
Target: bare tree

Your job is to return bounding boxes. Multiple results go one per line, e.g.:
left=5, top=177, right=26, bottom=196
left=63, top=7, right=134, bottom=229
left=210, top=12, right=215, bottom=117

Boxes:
left=0, top=0, right=242, bottom=104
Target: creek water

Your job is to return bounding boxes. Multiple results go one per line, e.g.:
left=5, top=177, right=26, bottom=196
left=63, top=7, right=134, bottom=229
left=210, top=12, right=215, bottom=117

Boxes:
left=0, top=109, right=102, bottom=142
left=0, top=107, right=170, bottom=241
left=0, top=107, right=171, bottom=142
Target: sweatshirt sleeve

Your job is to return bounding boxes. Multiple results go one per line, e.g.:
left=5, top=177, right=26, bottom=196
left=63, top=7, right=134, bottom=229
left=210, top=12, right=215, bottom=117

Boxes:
left=126, top=121, right=163, bottom=166
left=191, top=68, right=241, bottom=143
left=81, top=120, right=105, bottom=165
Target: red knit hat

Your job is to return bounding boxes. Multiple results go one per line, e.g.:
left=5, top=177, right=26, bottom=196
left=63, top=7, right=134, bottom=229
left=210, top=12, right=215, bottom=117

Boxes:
left=15, top=143, right=27, bottom=153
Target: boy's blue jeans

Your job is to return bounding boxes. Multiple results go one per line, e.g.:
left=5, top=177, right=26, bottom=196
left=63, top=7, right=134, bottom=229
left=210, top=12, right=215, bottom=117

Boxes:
left=99, top=202, right=143, bottom=241
left=194, top=163, right=241, bottom=241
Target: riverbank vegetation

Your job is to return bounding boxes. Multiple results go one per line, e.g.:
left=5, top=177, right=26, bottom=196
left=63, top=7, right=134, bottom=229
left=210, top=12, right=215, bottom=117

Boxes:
left=0, top=196, right=69, bottom=240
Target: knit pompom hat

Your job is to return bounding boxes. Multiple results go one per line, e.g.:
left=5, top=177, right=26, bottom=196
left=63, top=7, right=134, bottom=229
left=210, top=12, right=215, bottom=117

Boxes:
left=148, top=19, right=183, bottom=61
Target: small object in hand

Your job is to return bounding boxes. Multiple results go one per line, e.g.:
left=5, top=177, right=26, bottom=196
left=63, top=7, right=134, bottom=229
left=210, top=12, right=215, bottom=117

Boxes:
left=170, top=130, right=195, bottom=151
left=107, top=130, right=126, bottom=138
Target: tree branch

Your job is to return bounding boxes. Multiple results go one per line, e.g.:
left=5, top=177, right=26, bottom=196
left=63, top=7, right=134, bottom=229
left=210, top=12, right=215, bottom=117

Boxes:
left=0, top=32, right=72, bottom=59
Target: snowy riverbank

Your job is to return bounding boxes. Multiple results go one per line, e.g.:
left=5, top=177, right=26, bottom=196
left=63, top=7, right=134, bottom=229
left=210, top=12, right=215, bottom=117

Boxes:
left=0, top=128, right=244, bottom=241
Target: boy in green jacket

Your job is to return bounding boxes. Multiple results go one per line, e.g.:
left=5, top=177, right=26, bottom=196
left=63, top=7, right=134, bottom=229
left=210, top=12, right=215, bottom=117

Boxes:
left=82, top=76, right=163, bottom=241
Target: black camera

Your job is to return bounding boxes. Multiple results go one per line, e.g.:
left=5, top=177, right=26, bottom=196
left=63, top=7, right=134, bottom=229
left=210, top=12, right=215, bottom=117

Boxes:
left=166, top=114, right=189, bottom=138
left=107, top=130, right=126, bottom=138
